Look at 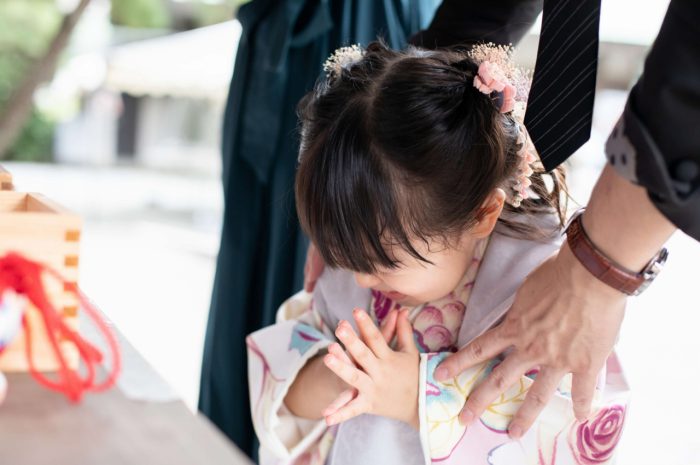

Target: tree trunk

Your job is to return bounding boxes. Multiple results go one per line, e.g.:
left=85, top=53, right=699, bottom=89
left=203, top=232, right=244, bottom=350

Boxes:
left=0, top=0, right=92, bottom=159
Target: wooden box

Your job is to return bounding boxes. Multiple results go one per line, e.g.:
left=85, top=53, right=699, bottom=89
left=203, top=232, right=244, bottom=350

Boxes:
left=0, top=165, right=13, bottom=190
left=0, top=192, right=82, bottom=371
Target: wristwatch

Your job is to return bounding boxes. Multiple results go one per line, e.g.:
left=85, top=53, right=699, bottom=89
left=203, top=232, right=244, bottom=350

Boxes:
left=565, top=209, right=669, bottom=296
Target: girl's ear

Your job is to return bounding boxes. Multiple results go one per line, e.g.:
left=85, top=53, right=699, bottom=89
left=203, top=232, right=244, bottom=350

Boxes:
left=471, top=188, right=506, bottom=238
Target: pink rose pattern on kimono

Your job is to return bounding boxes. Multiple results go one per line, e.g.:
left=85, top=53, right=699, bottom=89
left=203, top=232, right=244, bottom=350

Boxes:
left=371, top=245, right=485, bottom=355
left=413, top=303, right=465, bottom=352
left=248, top=236, right=629, bottom=465
left=486, top=404, right=627, bottom=465
left=425, top=351, right=627, bottom=465
left=396, top=237, right=629, bottom=465
left=568, top=405, right=626, bottom=465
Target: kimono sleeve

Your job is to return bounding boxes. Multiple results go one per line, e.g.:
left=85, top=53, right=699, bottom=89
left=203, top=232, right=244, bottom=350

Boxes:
left=416, top=352, right=628, bottom=465
left=246, top=288, right=335, bottom=461
left=416, top=352, right=530, bottom=463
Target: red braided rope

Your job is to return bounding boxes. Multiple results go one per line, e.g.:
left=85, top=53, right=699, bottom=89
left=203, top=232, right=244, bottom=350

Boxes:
left=0, top=252, right=121, bottom=402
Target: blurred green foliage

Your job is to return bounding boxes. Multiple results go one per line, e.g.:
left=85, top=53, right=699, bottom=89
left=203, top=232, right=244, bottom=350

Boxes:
left=192, top=0, right=251, bottom=27
left=9, top=108, right=55, bottom=162
left=0, top=0, right=252, bottom=161
left=0, top=0, right=60, bottom=162
left=111, top=0, right=171, bottom=29
left=111, top=0, right=251, bottom=29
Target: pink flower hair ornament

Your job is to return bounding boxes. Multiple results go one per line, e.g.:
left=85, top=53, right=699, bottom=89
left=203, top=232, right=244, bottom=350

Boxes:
left=473, top=61, right=517, bottom=114
left=320, top=43, right=539, bottom=208
left=509, top=124, right=539, bottom=208
left=468, top=43, right=540, bottom=208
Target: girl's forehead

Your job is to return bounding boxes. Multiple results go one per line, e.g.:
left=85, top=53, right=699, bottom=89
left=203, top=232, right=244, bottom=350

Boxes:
left=379, top=234, right=453, bottom=264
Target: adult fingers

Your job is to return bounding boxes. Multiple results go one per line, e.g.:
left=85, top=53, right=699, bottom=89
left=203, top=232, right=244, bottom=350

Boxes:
left=379, top=309, right=398, bottom=343
left=459, top=352, right=531, bottom=426
left=507, top=367, right=565, bottom=438
left=335, top=321, right=379, bottom=375
left=304, top=243, right=326, bottom=292
left=396, top=310, right=417, bottom=354
left=571, top=371, right=598, bottom=421
left=325, top=397, right=367, bottom=426
left=323, top=352, right=371, bottom=391
left=322, top=388, right=358, bottom=417
left=434, top=325, right=510, bottom=382
left=353, top=309, right=391, bottom=359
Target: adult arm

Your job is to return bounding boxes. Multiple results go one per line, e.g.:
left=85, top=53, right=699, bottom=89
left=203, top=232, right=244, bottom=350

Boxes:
left=436, top=0, right=700, bottom=437
left=435, top=164, right=675, bottom=436
left=408, top=0, right=542, bottom=49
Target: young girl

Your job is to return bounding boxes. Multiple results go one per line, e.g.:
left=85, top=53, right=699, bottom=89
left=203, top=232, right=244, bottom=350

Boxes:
left=247, top=41, right=628, bottom=465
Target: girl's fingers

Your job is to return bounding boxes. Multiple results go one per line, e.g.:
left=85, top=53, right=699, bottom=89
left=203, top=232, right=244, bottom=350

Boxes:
left=328, top=342, right=353, bottom=366
left=322, top=388, right=358, bottom=417
left=396, top=310, right=417, bottom=354
left=325, top=397, right=367, bottom=426
left=352, top=309, right=391, bottom=358
left=335, top=321, right=379, bottom=375
left=379, top=308, right=398, bottom=343
left=324, top=352, right=371, bottom=391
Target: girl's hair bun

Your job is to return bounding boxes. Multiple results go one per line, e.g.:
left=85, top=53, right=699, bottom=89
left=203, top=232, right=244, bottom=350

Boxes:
left=295, top=40, right=567, bottom=272
left=323, top=44, right=365, bottom=80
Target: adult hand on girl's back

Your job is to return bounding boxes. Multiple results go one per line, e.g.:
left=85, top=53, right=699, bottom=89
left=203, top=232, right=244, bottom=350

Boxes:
left=322, top=308, right=421, bottom=429
left=433, top=242, right=626, bottom=438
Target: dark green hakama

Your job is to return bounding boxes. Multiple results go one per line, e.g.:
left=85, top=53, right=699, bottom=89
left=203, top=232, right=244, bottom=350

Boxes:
left=198, top=1, right=440, bottom=459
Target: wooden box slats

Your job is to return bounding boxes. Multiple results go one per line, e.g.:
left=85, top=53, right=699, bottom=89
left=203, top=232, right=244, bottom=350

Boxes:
left=0, top=191, right=82, bottom=371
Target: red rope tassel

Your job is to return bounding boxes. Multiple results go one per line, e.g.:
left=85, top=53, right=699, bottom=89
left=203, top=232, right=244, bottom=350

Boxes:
left=0, top=252, right=121, bottom=402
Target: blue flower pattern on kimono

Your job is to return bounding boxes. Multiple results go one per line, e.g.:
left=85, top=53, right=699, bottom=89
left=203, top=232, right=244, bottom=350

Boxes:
left=289, top=323, right=325, bottom=356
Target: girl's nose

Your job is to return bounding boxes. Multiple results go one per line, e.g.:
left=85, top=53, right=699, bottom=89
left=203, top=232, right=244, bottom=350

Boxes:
left=354, top=272, right=381, bottom=289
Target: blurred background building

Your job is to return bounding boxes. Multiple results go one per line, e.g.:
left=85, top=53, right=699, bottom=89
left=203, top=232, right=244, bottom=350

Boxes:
left=1, top=1, right=697, bottom=464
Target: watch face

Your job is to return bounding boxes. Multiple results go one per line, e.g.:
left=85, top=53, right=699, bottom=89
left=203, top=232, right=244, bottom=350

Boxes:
left=636, top=248, right=669, bottom=295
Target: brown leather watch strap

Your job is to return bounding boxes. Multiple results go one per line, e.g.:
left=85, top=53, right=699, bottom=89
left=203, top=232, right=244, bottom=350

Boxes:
left=566, top=213, right=645, bottom=295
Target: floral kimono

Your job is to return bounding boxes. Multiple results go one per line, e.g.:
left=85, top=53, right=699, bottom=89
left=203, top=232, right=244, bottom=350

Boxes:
left=247, top=221, right=629, bottom=465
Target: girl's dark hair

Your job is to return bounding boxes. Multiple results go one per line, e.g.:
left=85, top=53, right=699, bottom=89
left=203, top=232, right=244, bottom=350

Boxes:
left=296, top=41, right=567, bottom=274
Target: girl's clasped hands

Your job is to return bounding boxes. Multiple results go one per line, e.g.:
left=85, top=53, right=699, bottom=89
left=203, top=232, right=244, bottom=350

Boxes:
left=322, top=308, right=420, bottom=429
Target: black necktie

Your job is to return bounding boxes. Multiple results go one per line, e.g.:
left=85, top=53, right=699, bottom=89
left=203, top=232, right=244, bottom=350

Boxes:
left=524, top=0, right=602, bottom=171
